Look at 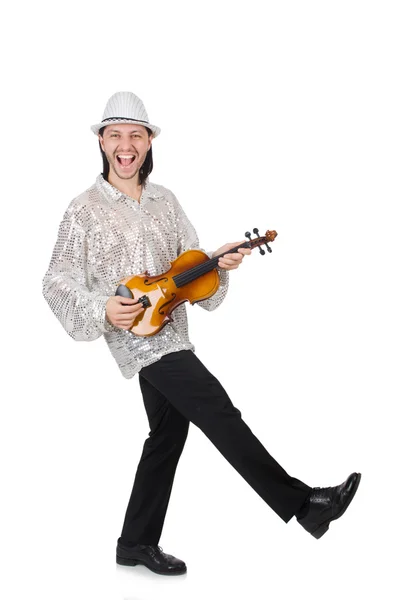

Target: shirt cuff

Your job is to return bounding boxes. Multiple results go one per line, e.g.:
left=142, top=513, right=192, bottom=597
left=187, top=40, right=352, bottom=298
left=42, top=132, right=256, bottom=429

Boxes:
left=92, top=295, right=117, bottom=333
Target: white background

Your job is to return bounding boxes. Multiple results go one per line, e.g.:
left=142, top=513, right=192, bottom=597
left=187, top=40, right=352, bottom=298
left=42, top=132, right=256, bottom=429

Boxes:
left=1, top=1, right=396, bottom=599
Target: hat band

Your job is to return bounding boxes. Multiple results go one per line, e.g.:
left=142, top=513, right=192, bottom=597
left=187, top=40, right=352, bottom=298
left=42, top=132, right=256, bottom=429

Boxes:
left=101, top=117, right=149, bottom=124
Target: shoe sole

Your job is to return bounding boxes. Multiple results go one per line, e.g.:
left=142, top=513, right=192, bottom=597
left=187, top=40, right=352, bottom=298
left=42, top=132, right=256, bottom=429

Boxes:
left=312, top=472, right=362, bottom=539
left=116, top=555, right=187, bottom=575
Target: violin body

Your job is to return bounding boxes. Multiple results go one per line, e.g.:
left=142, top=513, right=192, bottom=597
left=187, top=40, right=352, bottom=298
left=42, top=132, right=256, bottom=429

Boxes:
left=116, top=229, right=277, bottom=337
left=120, top=249, right=220, bottom=336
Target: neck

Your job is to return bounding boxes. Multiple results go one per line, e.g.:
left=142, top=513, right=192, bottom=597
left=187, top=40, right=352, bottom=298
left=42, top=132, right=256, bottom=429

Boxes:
left=107, top=170, right=143, bottom=201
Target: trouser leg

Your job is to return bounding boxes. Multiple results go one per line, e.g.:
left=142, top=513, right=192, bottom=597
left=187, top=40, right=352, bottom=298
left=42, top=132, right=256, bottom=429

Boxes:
left=140, top=350, right=312, bottom=523
left=119, top=376, right=189, bottom=545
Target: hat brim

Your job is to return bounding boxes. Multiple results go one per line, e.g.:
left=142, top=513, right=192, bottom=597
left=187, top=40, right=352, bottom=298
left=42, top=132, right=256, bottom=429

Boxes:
left=91, top=119, right=161, bottom=137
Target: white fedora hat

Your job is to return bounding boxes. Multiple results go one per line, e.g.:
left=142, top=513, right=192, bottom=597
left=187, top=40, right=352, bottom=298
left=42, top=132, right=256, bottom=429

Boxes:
left=91, top=91, right=161, bottom=137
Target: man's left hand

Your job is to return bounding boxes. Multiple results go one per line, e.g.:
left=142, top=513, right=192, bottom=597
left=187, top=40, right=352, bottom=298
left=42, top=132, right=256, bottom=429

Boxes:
left=212, top=241, right=251, bottom=270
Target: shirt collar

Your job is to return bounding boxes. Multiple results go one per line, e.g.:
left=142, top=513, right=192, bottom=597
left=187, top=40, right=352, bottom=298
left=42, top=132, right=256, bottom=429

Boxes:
left=95, top=173, right=164, bottom=204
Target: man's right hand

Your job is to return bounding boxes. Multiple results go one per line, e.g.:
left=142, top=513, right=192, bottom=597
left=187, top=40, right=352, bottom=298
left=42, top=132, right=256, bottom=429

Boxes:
left=106, top=296, right=145, bottom=330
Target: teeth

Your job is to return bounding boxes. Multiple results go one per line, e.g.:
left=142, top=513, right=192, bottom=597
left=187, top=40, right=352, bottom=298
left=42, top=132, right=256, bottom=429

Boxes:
left=118, top=155, right=135, bottom=159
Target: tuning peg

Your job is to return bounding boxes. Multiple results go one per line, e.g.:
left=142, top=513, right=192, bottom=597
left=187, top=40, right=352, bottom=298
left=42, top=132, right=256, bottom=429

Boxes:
left=253, top=227, right=267, bottom=255
left=256, top=228, right=273, bottom=253
left=246, top=230, right=264, bottom=254
left=253, top=228, right=265, bottom=254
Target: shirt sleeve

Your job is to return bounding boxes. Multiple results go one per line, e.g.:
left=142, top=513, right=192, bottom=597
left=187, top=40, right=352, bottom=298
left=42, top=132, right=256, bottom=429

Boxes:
left=42, top=214, right=116, bottom=341
left=172, top=191, right=229, bottom=312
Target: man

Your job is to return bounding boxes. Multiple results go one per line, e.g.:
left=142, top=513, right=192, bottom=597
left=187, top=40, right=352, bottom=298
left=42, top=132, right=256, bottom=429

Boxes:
left=42, top=91, right=361, bottom=576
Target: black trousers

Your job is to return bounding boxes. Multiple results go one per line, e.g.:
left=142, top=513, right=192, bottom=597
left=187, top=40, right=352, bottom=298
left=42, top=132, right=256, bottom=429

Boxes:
left=119, top=350, right=311, bottom=545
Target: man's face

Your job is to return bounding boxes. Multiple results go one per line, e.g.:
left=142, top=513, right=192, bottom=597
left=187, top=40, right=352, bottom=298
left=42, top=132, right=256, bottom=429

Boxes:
left=99, top=123, right=153, bottom=181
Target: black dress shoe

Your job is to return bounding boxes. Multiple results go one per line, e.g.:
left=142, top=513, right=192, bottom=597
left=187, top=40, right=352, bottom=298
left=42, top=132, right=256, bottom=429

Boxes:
left=296, top=472, right=361, bottom=539
left=116, top=540, right=187, bottom=575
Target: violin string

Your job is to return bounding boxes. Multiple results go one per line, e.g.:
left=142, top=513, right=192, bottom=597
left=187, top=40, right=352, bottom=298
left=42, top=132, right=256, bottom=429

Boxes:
left=175, top=265, right=209, bottom=287
left=174, top=257, right=218, bottom=287
left=178, top=244, right=243, bottom=283
left=174, top=261, right=215, bottom=287
left=173, top=240, right=257, bottom=288
left=190, top=257, right=219, bottom=277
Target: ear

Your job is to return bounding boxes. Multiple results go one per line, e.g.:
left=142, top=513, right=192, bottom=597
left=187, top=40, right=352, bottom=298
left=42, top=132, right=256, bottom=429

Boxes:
left=148, top=132, right=154, bottom=150
left=98, top=134, right=105, bottom=152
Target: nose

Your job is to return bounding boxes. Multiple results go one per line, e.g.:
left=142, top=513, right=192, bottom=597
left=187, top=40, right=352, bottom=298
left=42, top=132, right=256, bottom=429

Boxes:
left=118, top=135, right=135, bottom=151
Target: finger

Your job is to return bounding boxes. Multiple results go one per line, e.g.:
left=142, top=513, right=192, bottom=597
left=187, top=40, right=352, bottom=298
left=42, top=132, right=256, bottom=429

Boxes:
left=118, top=303, right=143, bottom=312
left=222, top=255, right=243, bottom=263
left=114, top=296, right=140, bottom=305
left=117, top=309, right=144, bottom=324
left=218, top=259, right=232, bottom=267
left=118, top=321, right=137, bottom=328
left=117, top=313, right=143, bottom=324
left=222, top=253, right=241, bottom=260
left=118, top=311, right=144, bottom=321
left=218, top=260, right=240, bottom=269
left=220, top=257, right=239, bottom=264
left=115, top=295, right=144, bottom=304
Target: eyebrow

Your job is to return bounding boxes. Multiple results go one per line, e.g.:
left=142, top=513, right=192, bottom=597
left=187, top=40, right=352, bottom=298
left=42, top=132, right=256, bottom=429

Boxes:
left=107, top=128, right=143, bottom=134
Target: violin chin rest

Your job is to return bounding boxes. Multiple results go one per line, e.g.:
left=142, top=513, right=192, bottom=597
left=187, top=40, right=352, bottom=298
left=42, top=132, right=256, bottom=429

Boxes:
left=115, top=284, right=133, bottom=299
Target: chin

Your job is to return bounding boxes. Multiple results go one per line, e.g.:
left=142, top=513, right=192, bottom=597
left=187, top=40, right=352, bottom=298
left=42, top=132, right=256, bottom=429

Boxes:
left=114, top=167, right=139, bottom=180
left=119, top=171, right=138, bottom=180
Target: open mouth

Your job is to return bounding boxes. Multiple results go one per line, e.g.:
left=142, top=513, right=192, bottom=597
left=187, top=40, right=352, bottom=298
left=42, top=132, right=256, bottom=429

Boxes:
left=116, top=154, right=136, bottom=167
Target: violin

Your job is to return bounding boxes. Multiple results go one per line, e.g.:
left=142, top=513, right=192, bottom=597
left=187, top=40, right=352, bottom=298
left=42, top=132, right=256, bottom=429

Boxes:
left=115, top=228, right=277, bottom=337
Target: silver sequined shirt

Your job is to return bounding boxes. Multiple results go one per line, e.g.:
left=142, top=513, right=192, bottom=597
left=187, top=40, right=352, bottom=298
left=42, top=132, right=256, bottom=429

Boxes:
left=42, top=174, right=229, bottom=378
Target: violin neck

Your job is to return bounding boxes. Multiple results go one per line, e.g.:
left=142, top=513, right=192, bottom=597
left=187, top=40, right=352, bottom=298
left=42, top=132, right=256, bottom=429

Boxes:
left=172, top=242, right=249, bottom=288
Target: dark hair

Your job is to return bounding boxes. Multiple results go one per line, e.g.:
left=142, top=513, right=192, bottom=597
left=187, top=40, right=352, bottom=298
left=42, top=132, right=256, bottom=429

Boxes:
left=98, top=125, right=154, bottom=186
